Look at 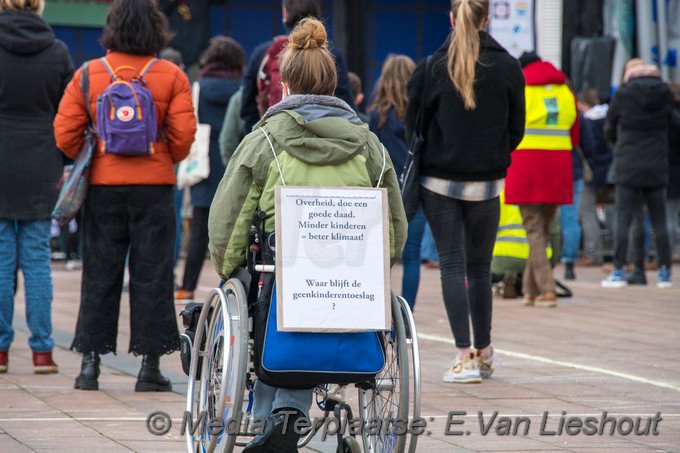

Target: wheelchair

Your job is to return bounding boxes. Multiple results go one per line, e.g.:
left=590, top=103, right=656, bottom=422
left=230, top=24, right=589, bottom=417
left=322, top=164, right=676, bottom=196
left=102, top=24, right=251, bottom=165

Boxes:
left=181, top=214, right=421, bottom=453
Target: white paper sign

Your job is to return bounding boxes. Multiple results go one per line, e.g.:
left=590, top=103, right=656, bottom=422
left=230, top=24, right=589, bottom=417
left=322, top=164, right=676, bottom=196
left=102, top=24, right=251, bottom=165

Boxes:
left=275, top=186, right=390, bottom=332
left=488, top=0, right=535, bottom=57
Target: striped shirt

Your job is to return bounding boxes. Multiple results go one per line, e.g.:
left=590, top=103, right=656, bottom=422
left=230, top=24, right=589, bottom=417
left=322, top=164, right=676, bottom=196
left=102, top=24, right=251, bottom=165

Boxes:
left=421, top=176, right=505, bottom=201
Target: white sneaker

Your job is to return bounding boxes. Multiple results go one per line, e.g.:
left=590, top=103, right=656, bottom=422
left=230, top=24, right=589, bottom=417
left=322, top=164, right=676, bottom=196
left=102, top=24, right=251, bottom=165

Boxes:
left=477, top=350, right=495, bottom=379
left=601, top=269, right=627, bottom=288
left=443, top=353, right=481, bottom=383
left=64, top=259, right=82, bottom=271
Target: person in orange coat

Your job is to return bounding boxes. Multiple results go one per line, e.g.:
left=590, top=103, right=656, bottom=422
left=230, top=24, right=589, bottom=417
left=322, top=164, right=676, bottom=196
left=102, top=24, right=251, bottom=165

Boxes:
left=504, top=51, right=579, bottom=307
left=53, top=0, right=196, bottom=392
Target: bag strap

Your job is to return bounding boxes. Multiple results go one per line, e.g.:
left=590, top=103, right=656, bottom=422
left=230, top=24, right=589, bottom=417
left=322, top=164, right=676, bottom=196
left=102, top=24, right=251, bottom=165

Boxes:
left=80, top=61, right=95, bottom=132
left=192, top=81, right=200, bottom=120
left=414, top=56, right=433, bottom=137
left=259, top=127, right=286, bottom=186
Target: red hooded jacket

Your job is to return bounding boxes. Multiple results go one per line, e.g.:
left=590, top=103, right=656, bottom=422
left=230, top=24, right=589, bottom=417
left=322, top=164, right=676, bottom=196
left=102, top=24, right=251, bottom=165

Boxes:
left=504, top=60, right=579, bottom=205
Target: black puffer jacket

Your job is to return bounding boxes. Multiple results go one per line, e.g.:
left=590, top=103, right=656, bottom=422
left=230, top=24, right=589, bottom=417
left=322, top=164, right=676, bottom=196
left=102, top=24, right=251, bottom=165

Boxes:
left=604, top=76, right=675, bottom=188
left=0, top=11, right=74, bottom=219
left=405, top=31, right=526, bottom=182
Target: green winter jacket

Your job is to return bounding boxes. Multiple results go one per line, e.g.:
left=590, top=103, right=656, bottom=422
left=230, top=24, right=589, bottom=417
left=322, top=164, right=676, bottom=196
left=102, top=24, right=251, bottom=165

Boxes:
left=208, top=94, right=407, bottom=279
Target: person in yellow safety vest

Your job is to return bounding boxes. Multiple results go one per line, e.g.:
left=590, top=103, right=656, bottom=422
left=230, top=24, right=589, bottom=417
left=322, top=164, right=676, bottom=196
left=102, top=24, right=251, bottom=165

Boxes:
left=492, top=191, right=553, bottom=298
left=504, top=51, right=579, bottom=308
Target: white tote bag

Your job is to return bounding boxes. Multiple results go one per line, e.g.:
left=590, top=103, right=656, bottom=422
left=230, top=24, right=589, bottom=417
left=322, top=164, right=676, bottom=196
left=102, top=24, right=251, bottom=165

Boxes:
left=177, top=82, right=211, bottom=189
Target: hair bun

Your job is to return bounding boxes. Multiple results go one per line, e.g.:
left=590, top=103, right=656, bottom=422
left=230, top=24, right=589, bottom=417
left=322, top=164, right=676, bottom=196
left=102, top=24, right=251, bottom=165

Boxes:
left=288, top=17, right=327, bottom=50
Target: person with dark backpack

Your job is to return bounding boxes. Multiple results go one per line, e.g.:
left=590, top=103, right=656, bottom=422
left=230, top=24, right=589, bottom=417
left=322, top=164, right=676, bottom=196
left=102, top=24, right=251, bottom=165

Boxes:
left=54, top=0, right=196, bottom=392
left=240, top=0, right=355, bottom=133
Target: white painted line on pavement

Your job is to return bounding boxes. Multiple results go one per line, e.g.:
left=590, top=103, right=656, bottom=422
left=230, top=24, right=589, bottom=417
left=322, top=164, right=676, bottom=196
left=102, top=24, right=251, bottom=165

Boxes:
left=418, top=332, right=680, bottom=393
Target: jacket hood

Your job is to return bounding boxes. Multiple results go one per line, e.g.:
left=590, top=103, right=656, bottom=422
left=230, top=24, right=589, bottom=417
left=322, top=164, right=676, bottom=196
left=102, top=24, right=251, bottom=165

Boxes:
left=623, top=76, right=672, bottom=112
left=523, top=60, right=567, bottom=86
left=0, top=11, right=55, bottom=55
left=199, top=77, right=240, bottom=106
left=256, top=94, right=369, bottom=166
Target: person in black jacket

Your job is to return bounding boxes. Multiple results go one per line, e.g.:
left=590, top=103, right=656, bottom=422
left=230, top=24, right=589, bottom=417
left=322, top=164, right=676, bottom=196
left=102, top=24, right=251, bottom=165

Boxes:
left=405, top=0, right=525, bottom=384
left=667, top=82, right=680, bottom=258
left=0, top=0, right=74, bottom=374
left=239, top=0, right=355, bottom=134
left=602, top=61, right=676, bottom=289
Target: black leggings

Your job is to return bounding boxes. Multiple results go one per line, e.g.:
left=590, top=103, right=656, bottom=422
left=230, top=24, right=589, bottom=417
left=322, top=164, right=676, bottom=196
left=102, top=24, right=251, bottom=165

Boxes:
left=181, top=206, right=210, bottom=291
left=614, top=185, right=671, bottom=269
left=420, top=188, right=500, bottom=349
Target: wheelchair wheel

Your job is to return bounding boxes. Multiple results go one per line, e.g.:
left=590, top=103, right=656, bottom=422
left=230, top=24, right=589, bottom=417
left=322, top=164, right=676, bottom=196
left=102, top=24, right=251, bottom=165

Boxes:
left=395, top=295, right=421, bottom=453
left=185, top=279, right=249, bottom=453
left=358, top=294, right=409, bottom=453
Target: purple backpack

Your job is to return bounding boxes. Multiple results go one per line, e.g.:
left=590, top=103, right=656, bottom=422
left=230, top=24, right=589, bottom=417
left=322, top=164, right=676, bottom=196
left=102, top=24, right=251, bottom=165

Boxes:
left=96, top=57, right=158, bottom=156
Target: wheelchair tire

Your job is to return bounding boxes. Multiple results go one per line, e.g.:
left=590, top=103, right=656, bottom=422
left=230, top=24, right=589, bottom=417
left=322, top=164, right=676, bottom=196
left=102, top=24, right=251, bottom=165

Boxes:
left=358, top=294, right=410, bottom=453
left=395, top=295, right=421, bottom=453
left=185, top=280, right=249, bottom=453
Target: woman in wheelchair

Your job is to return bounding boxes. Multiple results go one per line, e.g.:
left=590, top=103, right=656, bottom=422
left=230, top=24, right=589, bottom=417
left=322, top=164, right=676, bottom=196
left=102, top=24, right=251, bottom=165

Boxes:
left=207, top=17, right=407, bottom=452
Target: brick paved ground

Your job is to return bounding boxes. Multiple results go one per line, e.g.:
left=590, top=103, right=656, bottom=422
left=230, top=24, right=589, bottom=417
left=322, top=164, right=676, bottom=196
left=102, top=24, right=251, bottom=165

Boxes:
left=1, top=260, right=679, bottom=452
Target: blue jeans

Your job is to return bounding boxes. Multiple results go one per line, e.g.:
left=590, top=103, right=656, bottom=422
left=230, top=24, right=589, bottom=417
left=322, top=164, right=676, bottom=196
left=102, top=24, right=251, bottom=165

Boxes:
left=0, top=219, right=54, bottom=352
left=420, top=223, right=439, bottom=262
left=559, top=178, right=584, bottom=263
left=252, top=380, right=313, bottom=419
left=401, top=208, right=426, bottom=310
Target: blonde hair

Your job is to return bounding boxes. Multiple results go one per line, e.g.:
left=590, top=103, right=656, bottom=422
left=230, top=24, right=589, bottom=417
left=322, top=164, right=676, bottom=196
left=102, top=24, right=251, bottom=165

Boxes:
left=369, top=54, right=415, bottom=129
left=447, top=0, right=489, bottom=110
left=279, top=17, right=337, bottom=96
left=0, top=0, right=44, bottom=14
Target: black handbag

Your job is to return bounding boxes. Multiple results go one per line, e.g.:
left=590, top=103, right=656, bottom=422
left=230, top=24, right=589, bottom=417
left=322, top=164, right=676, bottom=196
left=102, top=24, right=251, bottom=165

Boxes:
left=401, top=56, right=432, bottom=222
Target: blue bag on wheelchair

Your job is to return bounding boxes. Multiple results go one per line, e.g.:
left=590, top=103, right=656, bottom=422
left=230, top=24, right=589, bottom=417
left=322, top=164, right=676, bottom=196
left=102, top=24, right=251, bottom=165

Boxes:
left=252, top=274, right=385, bottom=389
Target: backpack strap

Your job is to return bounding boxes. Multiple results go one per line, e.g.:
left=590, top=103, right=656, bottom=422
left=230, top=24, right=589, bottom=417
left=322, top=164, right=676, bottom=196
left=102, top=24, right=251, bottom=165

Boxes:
left=139, top=58, right=158, bottom=77
left=100, top=57, right=158, bottom=80
left=99, top=57, right=116, bottom=80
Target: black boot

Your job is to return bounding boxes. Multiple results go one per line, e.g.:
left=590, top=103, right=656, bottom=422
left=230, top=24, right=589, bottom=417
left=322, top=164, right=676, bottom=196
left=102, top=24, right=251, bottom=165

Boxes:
left=135, top=355, right=172, bottom=392
left=626, top=266, right=647, bottom=285
left=74, top=352, right=100, bottom=391
left=564, top=263, right=576, bottom=280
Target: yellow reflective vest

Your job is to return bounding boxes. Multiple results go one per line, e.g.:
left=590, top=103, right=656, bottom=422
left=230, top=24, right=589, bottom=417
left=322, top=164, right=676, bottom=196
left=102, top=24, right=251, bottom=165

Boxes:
left=517, top=84, right=577, bottom=151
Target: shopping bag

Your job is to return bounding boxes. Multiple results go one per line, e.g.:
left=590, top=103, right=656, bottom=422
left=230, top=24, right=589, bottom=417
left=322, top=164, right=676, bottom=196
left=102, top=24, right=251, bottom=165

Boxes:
left=51, top=133, right=95, bottom=225
left=177, top=82, right=211, bottom=189
left=177, top=123, right=211, bottom=189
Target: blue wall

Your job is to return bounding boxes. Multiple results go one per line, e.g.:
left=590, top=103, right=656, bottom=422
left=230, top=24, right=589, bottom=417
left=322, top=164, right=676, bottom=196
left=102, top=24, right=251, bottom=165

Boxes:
left=52, top=0, right=450, bottom=92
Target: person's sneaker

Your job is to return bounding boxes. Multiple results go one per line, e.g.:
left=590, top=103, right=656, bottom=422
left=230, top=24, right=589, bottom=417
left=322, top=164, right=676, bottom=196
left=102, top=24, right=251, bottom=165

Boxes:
left=0, top=350, right=7, bottom=373
left=33, top=351, right=58, bottom=374
left=657, top=266, right=673, bottom=289
left=564, top=263, right=575, bottom=280
left=242, top=408, right=304, bottom=453
left=522, top=295, right=535, bottom=306
left=443, top=353, right=481, bottom=383
left=174, top=289, right=194, bottom=300
left=626, top=269, right=647, bottom=285
left=476, top=350, right=495, bottom=379
left=535, top=292, right=557, bottom=308
left=64, top=259, right=82, bottom=271
left=601, top=269, right=628, bottom=288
